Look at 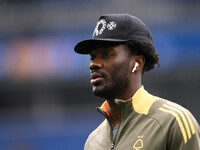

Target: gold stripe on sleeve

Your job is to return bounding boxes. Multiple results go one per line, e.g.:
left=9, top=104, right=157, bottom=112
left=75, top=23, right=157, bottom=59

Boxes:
left=163, top=104, right=192, bottom=139
left=159, top=107, right=187, bottom=143
left=182, top=109, right=196, bottom=135
left=167, top=102, right=196, bottom=135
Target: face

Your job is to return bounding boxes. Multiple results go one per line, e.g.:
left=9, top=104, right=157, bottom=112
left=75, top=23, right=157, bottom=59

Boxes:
left=89, top=44, right=132, bottom=100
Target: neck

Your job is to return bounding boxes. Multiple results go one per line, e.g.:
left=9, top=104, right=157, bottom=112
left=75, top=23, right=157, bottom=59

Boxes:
left=107, top=82, right=141, bottom=127
left=107, top=99, right=121, bottom=127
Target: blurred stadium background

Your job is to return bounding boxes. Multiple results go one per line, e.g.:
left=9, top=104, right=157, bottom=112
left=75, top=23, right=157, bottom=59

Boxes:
left=0, top=0, right=199, bottom=149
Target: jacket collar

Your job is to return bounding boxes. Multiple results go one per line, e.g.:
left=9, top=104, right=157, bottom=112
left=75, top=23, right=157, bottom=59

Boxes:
left=97, top=85, right=159, bottom=118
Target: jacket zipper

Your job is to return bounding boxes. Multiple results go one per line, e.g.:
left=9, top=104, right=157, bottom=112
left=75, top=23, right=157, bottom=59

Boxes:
left=111, top=129, right=116, bottom=150
left=110, top=107, right=122, bottom=150
left=111, top=125, right=117, bottom=150
left=111, top=124, right=121, bottom=150
left=96, top=104, right=122, bottom=150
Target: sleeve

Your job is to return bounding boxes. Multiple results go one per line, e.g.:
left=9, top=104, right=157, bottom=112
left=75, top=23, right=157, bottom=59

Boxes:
left=84, top=138, right=89, bottom=150
left=168, top=109, right=200, bottom=150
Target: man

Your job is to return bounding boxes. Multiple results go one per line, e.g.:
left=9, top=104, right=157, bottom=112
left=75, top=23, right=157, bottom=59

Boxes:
left=74, top=14, right=200, bottom=150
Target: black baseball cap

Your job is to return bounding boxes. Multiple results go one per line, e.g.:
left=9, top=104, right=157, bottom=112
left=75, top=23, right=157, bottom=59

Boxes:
left=74, top=13, right=154, bottom=54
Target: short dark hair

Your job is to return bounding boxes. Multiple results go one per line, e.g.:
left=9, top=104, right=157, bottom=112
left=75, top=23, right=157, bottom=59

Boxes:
left=126, top=40, right=160, bottom=72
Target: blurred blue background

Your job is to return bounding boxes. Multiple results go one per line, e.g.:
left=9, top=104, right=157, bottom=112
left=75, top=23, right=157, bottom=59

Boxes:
left=0, top=0, right=199, bottom=149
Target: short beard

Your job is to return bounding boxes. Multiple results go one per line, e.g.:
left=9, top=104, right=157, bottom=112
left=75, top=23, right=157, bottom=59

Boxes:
left=93, top=61, right=131, bottom=100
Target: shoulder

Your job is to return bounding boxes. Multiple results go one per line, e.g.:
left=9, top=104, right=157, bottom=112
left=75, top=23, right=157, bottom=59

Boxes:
left=87, top=119, right=107, bottom=141
left=84, top=119, right=108, bottom=149
left=149, top=98, right=199, bottom=131
left=148, top=99, right=200, bottom=148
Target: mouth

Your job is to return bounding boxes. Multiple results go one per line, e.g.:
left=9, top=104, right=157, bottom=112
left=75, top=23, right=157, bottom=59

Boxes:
left=90, top=72, right=104, bottom=85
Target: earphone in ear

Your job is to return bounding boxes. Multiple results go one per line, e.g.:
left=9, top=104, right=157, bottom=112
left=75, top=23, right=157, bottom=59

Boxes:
left=132, top=62, right=138, bottom=73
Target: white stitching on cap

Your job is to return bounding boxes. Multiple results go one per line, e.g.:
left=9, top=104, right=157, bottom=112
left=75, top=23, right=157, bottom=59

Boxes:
left=107, top=21, right=117, bottom=30
left=93, top=19, right=106, bottom=36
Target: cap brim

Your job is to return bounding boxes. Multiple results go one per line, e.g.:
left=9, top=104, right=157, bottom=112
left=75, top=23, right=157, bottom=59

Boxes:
left=74, top=38, right=128, bottom=54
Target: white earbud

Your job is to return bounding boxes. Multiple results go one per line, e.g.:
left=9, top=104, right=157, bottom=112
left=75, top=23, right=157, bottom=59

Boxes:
left=132, top=62, right=138, bottom=73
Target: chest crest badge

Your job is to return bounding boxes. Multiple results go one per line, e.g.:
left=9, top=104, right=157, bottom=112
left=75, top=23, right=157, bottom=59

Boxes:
left=133, top=135, right=143, bottom=150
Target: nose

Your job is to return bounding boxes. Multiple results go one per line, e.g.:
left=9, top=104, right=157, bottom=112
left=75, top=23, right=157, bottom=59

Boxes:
left=89, top=57, right=103, bottom=71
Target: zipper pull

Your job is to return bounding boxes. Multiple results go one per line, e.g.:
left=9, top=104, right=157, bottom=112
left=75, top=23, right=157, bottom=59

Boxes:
left=111, top=143, right=114, bottom=150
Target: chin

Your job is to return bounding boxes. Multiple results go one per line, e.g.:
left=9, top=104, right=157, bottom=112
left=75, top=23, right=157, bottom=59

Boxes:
left=92, top=85, right=115, bottom=100
left=92, top=85, right=106, bottom=98
left=92, top=85, right=102, bottom=95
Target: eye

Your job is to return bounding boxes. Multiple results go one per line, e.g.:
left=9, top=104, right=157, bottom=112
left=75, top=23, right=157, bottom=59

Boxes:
left=102, top=53, right=112, bottom=59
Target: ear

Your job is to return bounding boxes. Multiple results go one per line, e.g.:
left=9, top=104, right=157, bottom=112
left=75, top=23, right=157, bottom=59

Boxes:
left=131, top=55, right=145, bottom=73
left=136, top=55, right=145, bottom=71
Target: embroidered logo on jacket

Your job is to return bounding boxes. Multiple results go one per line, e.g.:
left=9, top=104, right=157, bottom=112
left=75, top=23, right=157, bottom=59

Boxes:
left=133, top=135, right=143, bottom=150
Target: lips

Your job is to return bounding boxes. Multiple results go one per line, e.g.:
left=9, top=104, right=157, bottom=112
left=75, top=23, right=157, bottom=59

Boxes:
left=90, top=72, right=104, bottom=85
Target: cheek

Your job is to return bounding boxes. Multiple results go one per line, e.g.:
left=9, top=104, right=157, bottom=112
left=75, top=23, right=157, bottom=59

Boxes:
left=103, top=55, right=131, bottom=78
left=107, top=61, right=130, bottom=78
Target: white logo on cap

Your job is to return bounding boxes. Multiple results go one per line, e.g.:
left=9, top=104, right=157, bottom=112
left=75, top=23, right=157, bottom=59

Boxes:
left=93, top=19, right=106, bottom=36
left=107, top=21, right=117, bottom=30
